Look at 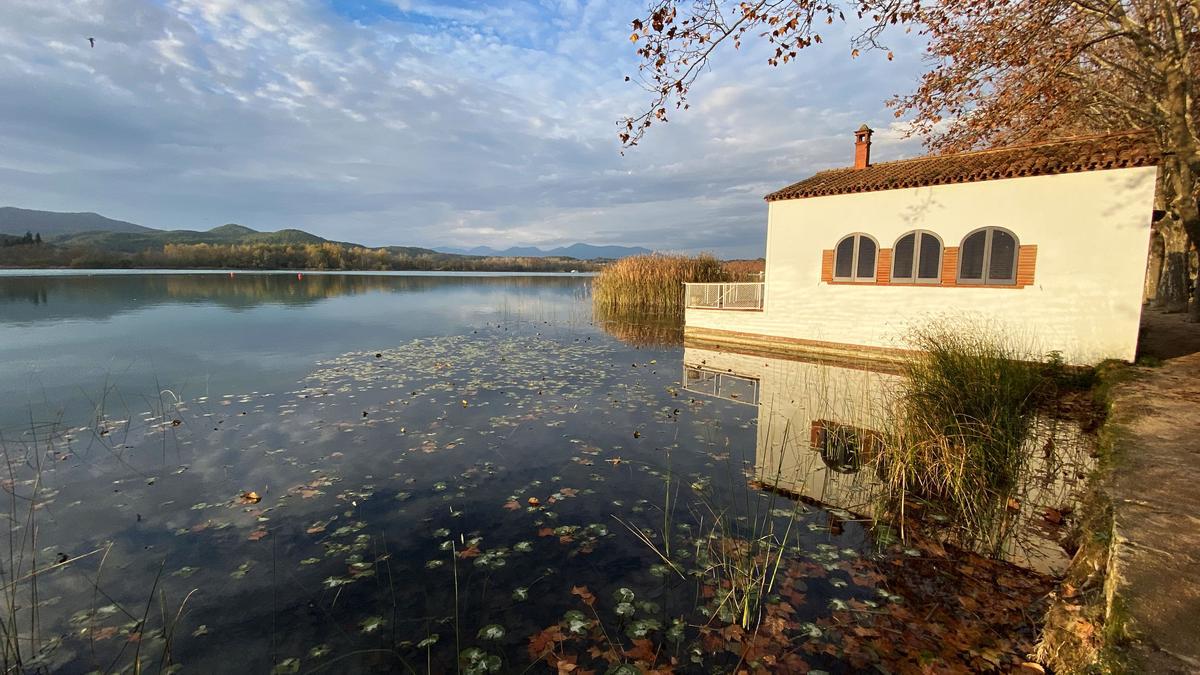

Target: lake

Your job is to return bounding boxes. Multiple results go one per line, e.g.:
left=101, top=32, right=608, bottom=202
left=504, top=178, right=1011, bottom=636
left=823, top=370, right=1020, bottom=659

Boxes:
left=0, top=271, right=1067, bottom=673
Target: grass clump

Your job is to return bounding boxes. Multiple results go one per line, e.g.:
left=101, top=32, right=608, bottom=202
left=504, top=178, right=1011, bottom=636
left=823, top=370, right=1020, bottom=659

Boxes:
left=592, top=253, right=729, bottom=318
left=878, top=324, right=1063, bottom=550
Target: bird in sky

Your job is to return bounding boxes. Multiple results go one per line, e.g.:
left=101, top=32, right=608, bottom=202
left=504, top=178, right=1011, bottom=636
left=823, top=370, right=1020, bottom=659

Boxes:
left=87, top=37, right=95, bottom=48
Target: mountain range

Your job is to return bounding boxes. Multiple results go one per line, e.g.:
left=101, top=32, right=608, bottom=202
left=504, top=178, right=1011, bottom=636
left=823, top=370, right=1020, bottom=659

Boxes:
left=0, top=207, right=650, bottom=260
left=0, top=207, right=153, bottom=237
left=435, top=244, right=654, bottom=259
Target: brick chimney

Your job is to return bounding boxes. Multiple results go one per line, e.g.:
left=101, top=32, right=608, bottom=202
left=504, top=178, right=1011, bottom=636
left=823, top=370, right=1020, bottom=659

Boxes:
left=854, top=124, right=873, bottom=169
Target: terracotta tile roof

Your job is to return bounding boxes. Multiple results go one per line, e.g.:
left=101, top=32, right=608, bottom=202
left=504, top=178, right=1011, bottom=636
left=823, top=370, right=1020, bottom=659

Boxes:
left=765, top=131, right=1160, bottom=201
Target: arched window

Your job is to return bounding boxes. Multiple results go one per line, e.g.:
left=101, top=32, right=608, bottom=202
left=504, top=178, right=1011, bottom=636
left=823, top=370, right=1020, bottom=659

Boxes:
left=958, top=227, right=1019, bottom=285
left=891, top=230, right=943, bottom=284
left=833, top=234, right=878, bottom=282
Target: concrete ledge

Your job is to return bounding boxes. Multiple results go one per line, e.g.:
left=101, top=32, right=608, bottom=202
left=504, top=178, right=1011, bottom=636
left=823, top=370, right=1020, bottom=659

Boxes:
left=683, top=326, right=912, bottom=373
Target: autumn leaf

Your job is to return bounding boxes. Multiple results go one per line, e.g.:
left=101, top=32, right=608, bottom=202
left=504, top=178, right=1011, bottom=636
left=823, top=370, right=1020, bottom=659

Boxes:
left=623, top=638, right=658, bottom=662
left=247, top=528, right=268, bottom=541
left=503, top=500, right=521, bottom=511
left=571, top=585, right=595, bottom=606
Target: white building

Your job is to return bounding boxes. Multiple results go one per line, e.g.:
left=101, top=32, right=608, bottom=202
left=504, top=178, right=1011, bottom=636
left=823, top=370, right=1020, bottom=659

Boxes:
left=684, top=128, right=1161, bottom=365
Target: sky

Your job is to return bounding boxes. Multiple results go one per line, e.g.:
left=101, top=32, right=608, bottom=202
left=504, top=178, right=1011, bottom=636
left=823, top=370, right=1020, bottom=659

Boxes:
left=0, top=0, right=930, bottom=257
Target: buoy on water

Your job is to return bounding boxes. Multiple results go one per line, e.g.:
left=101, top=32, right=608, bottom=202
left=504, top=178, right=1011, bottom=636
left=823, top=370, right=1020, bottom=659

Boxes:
left=297, top=272, right=303, bottom=280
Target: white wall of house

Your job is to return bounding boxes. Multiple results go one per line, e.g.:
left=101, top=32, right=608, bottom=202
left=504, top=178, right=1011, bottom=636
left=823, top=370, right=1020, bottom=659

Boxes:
left=687, top=166, right=1159, bottom=365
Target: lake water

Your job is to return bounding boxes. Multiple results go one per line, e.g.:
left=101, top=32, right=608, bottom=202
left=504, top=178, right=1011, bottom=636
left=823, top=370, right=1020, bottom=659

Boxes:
left=0, top=271, right=1069, bottom=673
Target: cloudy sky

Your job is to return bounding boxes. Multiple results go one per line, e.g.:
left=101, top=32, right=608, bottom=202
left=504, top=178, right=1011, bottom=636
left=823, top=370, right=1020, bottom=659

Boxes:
left=0, top=0, right=929, bottom=257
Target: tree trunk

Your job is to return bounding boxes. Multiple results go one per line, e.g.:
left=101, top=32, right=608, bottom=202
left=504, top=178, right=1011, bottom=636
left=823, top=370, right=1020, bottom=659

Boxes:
left=1158, top=220, right=1190, bottom=312
left=1192, top=240, right=1200, bottom=321
left=1161, top=60, right=1200, bottom=319
left=1145, top=230, right=1165, bottom=302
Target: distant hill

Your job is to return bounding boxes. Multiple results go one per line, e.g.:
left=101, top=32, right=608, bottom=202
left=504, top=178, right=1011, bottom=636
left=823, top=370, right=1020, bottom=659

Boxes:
left=0, top=207, right=639, bottom=264
left=44, top=222, right=359, bottom=254
left=437, top=243, right=653, bottom=259
left=0, top=207, right=154, bottom=237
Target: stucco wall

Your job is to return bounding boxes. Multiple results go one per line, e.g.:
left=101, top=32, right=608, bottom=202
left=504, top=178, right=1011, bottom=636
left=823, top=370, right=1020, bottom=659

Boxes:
left=687, top=166, right=1159, bottom=364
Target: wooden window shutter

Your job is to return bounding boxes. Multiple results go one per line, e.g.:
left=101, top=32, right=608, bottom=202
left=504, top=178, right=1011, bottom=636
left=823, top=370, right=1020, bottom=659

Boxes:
left=941, top=246, right=959, bottom=286
left=1016, top=245, right=1037, bottom=286
left=821, top=250, right=834, bottom=283
left=876, top=249, right=892, bottom=284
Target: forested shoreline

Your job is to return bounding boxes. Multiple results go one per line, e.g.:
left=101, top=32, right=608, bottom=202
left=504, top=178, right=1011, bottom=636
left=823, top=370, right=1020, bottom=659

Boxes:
left=0, top=240, right=600, bottom=272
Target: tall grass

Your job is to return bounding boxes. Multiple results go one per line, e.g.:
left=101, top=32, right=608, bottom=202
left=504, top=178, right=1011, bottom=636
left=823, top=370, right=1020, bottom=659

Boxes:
left=592, top=254, right=730, bottom=318
left=876, top=323, right=1064, bottom=550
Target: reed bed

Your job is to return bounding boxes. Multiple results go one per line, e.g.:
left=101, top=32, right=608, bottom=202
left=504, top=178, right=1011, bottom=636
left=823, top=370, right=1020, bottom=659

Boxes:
left=720, top=258, right=765, bottom=281
left=591, top=253, right=730, bottom=318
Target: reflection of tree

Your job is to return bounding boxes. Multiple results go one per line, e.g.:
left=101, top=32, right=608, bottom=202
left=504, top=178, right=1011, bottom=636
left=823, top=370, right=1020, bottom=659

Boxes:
left=0, top=274, right=590, bottom=324
left=593, top=304, right=683, bottom=347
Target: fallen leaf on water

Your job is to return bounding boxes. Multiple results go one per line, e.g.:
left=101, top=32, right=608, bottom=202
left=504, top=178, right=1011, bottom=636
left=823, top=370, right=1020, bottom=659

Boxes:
left=248, top=528, right=268, bottom=541
left=570, top=585, right=595, bottom=606
left=239, top=491, right=261, bottom=505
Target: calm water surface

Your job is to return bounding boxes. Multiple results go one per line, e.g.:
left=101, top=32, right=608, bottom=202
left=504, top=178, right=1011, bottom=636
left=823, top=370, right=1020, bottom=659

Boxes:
left=0, top=272, right=1077, bottom=673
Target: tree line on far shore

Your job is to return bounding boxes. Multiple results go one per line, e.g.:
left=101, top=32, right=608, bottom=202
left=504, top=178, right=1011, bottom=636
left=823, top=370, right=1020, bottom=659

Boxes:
left=0, top=231, right=42, bottom=247
left=0, top=239, right=600, bottom=272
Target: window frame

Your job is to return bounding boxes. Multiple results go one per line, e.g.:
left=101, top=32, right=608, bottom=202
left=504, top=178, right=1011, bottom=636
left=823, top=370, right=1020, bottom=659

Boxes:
left=832, top=233, right=879, bottom=283
left=957, top=227, right=1019, bottom=285
left=811, top=420, right=883, bottom=475
left=890, top=230, right=944, bottom=285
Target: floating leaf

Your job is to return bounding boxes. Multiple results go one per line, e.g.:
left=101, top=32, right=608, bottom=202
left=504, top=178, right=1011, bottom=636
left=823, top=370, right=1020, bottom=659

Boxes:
left=477, top=624, right=505, bottom=640
left=416, top=634, right=440, bottom=648
left=270, top=657, right=300, bottom=674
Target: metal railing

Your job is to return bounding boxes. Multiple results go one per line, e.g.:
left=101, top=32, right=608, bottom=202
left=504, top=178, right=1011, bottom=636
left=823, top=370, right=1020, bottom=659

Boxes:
left=682, top=366, right=760, bottom=405
left=684, top=282, right=764, bottom=310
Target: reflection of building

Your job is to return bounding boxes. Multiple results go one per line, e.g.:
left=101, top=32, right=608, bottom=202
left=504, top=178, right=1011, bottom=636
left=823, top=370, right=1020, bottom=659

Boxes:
left=683, top=345, right=1095, bottom=575
left=683, top=346, right=899, bottom=515
left=683, top=129, right=1159, bottom=365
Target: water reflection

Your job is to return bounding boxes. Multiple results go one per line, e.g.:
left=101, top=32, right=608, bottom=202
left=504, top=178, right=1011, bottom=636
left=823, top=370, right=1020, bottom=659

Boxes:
left=682, top=345, right=1095, bottom=575
left=0, top=273, right=592, bottom=431
left=593, top=305, right=683, bottom=348
left=0, top=272, right=589, bottom=324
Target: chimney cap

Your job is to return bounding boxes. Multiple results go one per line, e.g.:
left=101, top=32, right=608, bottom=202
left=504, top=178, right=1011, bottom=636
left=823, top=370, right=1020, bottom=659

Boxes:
left=856, top=124, right=873, bottom=134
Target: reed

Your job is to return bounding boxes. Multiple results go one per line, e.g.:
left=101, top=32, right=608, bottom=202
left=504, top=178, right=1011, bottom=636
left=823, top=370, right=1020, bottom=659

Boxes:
left=876, top=323, right=1059, bottom=548
left=591, top=253, right=730, bottom=318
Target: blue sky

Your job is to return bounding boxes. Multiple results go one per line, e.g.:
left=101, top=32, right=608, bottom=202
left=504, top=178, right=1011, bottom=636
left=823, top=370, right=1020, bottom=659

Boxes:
left=0, top=0, right=928, bottom=257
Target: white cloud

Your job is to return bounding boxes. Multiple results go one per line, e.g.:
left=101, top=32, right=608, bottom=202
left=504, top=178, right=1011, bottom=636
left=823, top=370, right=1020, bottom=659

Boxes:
left=0, top=0, right=929, bottom=257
